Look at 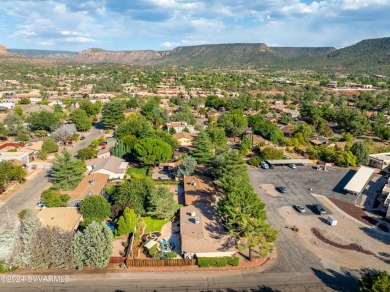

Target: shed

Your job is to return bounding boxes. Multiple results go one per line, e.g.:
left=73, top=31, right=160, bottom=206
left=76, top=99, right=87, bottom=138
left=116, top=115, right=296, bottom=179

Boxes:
left=343, top=166, right=375, bottom=195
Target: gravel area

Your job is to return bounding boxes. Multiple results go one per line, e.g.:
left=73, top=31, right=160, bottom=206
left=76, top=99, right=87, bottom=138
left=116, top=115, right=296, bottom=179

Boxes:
left=277, top=198, right=390, bottom=272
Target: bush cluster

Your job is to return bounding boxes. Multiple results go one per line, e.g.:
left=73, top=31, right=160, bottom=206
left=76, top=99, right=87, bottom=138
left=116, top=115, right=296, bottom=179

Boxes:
left=197, top=256, right=239, bottom=267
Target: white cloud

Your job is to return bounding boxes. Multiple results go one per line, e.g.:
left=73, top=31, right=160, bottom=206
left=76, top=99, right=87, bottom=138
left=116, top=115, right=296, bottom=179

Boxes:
left=0, top=0, right=389, bottom=50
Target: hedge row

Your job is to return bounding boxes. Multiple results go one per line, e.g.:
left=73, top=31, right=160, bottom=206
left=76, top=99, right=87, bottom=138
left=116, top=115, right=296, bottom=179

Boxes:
left=197, top=256, right=239, bottom=267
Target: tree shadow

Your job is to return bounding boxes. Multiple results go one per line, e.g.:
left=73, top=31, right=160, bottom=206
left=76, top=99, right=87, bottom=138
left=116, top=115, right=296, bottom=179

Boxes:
left=312, top=268, right=359, bottom=292
left=360, top=226, right=390, bottom=245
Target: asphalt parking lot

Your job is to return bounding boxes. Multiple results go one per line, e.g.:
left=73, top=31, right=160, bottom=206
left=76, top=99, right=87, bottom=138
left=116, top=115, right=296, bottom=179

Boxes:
left=251, top=164, right=358, bottom=211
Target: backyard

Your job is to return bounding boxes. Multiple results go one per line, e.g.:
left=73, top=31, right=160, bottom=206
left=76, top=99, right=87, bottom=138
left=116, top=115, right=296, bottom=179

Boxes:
left=142, top=216, right=169, bottom=233
left=127, top=166, right=148, bottom=177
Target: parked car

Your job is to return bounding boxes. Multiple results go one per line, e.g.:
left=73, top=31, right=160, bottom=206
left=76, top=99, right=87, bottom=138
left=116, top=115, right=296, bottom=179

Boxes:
left=277, top=186, right=288, bottom=193
left=293, top=204, right=305, bottom=213
left=284, top=155, right=291, bottom=159
left=260, top=161, right=269, bottom=169
left=313, top=204, right=326, bottom=215
left=288, top=163, right=297, bottom=169
left=37, top=201, right=45, bottom=208
left=80, top=136, right=85, bottom=140
left=326, top=215, right=337, bottom=225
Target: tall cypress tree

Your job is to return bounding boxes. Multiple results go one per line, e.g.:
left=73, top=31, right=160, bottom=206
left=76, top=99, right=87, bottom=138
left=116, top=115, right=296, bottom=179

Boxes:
left=191, top=131, right=214, bottom=164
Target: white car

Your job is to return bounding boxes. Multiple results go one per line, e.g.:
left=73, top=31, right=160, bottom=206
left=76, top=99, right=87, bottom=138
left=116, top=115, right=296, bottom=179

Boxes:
left=288, top=163, right=297, bottom=169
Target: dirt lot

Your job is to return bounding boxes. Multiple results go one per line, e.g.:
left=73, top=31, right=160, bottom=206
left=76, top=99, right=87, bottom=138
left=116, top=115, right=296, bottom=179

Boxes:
left=277, top=196, right=390, bottom=272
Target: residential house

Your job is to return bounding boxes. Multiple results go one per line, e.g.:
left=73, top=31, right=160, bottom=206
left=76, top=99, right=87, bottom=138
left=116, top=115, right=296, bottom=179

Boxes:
left=310, top=136, right=329, bottom=146
left=0, top=152, right=29, bottom=164
left=37, top=207, right=82, bottom=232
left=96, top=141, right=116, bottom=159
left=172, top=132, right=196, bottom=147
left=63, top=173, right=109, bottom=206
left=0, top=100, right=15, bottom=110
left=166, top=122, right=196, bottom=133
left=180, top=203, right=236, bottom=259
left=86, top=156, right=129, bottom=180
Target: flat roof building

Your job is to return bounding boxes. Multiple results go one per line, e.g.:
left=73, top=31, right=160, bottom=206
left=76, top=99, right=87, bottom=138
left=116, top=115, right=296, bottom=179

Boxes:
left=37, top=207, right=82, bottom=232
left=344, top=166, right=375, bottom=195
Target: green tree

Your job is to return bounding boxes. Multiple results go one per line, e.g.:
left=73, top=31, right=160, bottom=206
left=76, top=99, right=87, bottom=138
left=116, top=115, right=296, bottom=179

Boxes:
left=79, top=196, right=112, bottom=222
left=40, top=189, right=70, bottom=207
left=51, top=149, right=86, bottom=190
left=28, top=110, right=60, bottom=132
left=207, top=125, right=228, bottom=150
left=134, top=138, right=172, bottom=166
left=18, top=97, right=31, bottom=105
left=351, top=141, right=369, bottom=166
left=4, top=113, right=24, bottom=136
left=191, top=131, right=214, bottom=164
left=261, top=147, right=284, bottom=160
left=248, top=114, right=284, bottom=143
left=42, top=138, right=59, bottom=153
left=114, top=207, right=138, bottom=236
left=292, top=122, right=313, bottom=143
left=78, top=99, right=102, bottom=117
left=16, top=133, right=30, bottom=142
left=147, top=187, right=180, bottom=220
left=343, top=132, right=354, bottom=142
left=0, top=122, right=9, bottom=136
left=177, top=156, right=197, bottom=178
left=0, top=160, right=27, bottom=186
left=111, top=176, right=154, bottom=215
left=72, top=221, right=113, bottom=269
left=218, top=110, right=248, bottom=138
left=70, top=109, right=92, bottom=131
left=101, top=99, right=126, bottom=129
left=77, top=146, right=98, bottom=160
left=360, top=270, right=390, bottom=292
left=111, top=140, right=131, bottom=158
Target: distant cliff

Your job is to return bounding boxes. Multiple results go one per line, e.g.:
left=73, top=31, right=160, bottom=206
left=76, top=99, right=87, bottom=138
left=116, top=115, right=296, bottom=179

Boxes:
left=4, top=37, right=390, bottom=73
left=74, top=48, right=164, bottom=64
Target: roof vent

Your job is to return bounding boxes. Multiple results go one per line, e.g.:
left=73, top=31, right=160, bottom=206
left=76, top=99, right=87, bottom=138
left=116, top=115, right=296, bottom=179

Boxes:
left=194, top=217, right=200, bottom=224
left=190, top=211, right=196, bottom=217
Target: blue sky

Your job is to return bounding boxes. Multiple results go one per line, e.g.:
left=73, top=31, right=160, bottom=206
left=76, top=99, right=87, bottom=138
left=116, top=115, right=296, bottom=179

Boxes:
left=0, top=0, right=389, bottom=51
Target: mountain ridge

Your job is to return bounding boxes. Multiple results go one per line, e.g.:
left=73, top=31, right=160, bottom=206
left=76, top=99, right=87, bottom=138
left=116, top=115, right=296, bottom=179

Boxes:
left=2, top=37, right=390, bottom=72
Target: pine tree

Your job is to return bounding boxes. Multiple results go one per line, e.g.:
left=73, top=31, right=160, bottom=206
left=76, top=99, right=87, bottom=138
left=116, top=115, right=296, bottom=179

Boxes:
left=51, top=149, right=86, bottom=190
left=177, top=156, right=197, bottom=178
left=72, top=221, right=113, bottom=269
left=191, top=131, right=214, bottom=164
left=147, top=187, right=180, bottom=220
left=101, top=100, right=126, bottom=129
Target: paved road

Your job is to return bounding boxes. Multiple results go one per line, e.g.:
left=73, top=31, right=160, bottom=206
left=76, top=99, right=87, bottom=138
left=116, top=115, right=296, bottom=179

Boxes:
left=0, top=268, right=359, bottom=291
left=0, top=125, right=102, bottom=233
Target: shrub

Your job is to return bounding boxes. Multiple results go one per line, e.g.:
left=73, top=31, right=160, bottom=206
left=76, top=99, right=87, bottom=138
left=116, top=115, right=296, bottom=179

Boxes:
left=18, top=209, right=28, bottom=220
left=0, top=260, right=17, bottom=273
left=197, top=256, right=239, bottom=267
left=148, top=244, right=157, bottom=257
left=248, top=156, right=260, bottom=166
left=154, top=252, right=163, bottom=259
left=165, top=252, right=177, bottom=259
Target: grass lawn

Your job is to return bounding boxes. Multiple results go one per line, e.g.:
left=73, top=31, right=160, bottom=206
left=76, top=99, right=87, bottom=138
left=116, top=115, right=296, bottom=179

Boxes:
left=127, top=166, right=148, bottom=176
left=142, top=216, right=169, bottom=234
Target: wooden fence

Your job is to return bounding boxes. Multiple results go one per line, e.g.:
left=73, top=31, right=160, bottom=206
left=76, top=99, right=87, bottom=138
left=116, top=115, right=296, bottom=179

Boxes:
left=109, top=256, right=127, bottom=264
left=126, top=258, right=196, bottom=267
